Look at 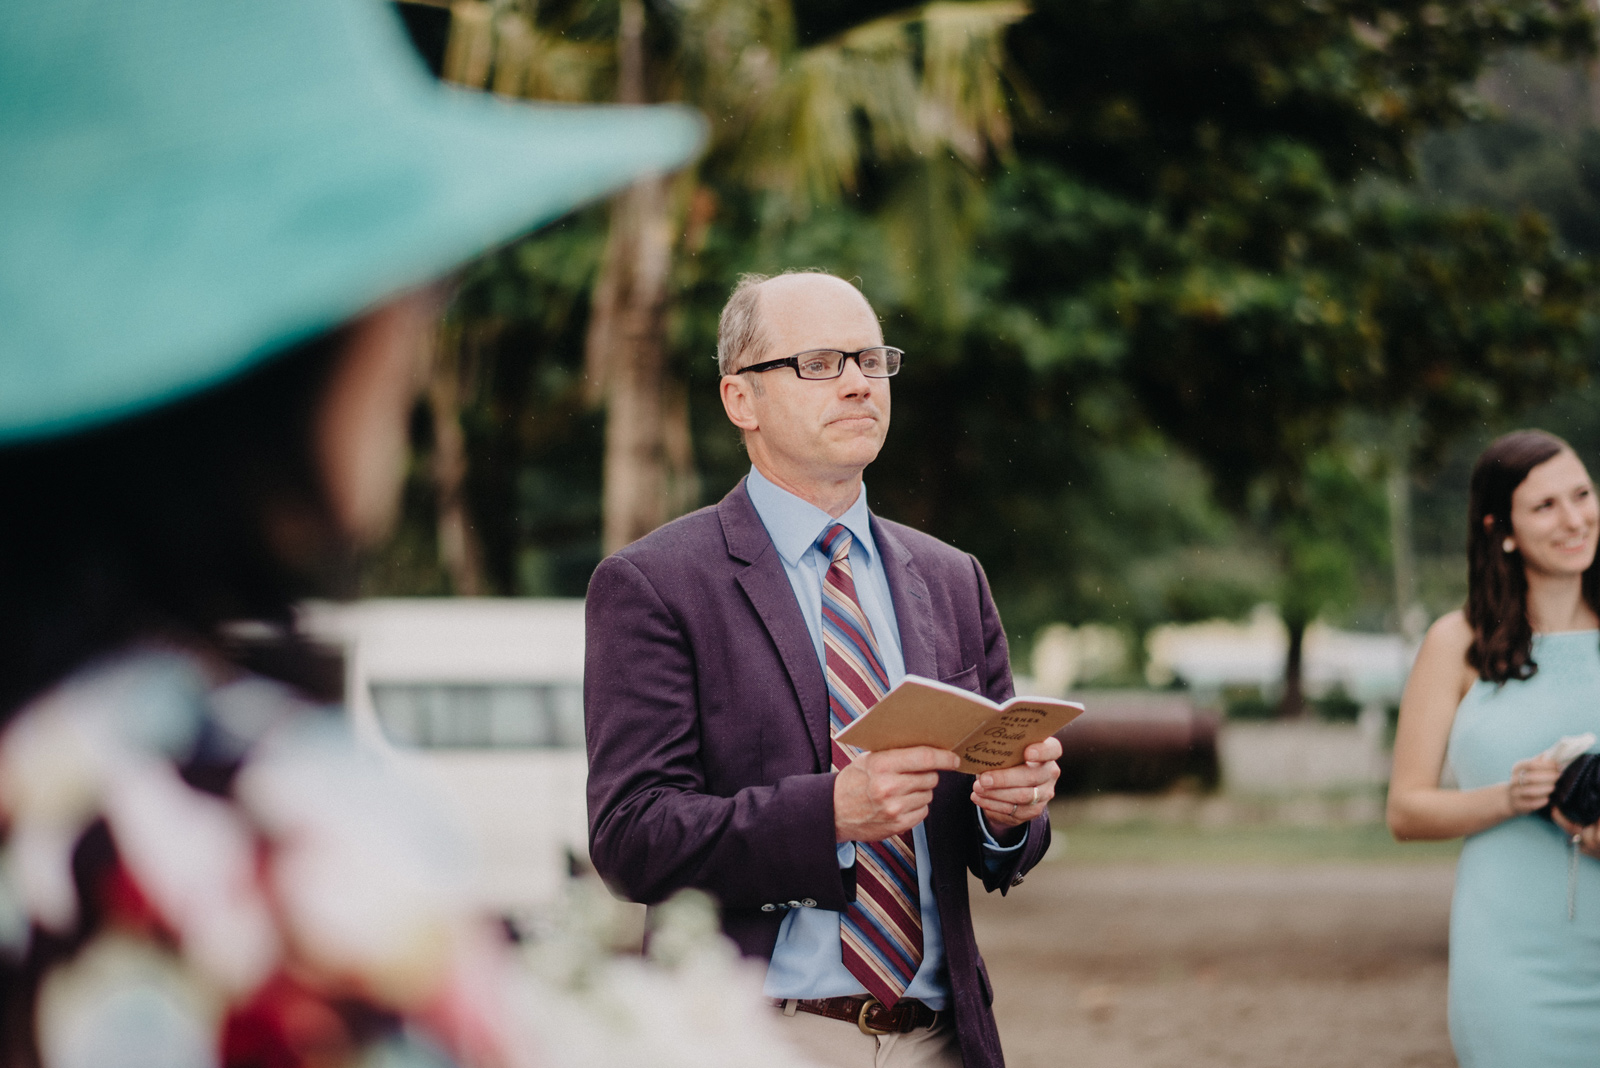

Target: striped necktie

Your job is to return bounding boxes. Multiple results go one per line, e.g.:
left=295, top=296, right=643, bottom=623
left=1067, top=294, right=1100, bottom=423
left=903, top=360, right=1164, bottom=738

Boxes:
left=819, top=523, right=923, bottom=1006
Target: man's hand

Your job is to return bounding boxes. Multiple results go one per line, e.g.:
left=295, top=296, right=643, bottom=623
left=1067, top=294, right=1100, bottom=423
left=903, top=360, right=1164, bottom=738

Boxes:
left=835, top=746, right=961, bottom=843
left=972, top=737, right=1062, bottom=833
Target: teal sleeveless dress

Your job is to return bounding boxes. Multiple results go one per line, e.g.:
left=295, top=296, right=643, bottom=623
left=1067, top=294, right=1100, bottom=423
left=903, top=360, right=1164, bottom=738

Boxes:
left=1446, top=631, right=1600, bottom=1067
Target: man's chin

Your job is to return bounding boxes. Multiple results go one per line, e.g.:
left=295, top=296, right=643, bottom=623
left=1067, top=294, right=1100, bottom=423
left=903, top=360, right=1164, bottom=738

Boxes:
left=824, top=417, right=884, bottom=442
left=823, top=443, right=885, bottom=475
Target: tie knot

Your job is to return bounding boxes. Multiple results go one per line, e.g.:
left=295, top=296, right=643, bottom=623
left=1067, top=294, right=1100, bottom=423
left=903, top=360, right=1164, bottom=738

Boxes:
left=820, top=523, right=853, bottom=563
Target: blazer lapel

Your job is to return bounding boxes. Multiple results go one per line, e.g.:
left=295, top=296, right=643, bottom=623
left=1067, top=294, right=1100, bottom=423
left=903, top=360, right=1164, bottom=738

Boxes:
left=721, top=481, right=831, bottom=769
left=873, top=516, right=939, bottom=681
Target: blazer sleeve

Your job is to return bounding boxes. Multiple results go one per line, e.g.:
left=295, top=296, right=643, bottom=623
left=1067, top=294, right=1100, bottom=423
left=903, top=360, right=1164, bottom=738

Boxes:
left=968, top=553, right=1053, bottom=894
left=583, top=554, right=852, bottom=911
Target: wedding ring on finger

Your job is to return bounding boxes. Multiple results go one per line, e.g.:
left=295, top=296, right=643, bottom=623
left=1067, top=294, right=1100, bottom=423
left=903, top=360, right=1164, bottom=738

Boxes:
left=1031, top=786, right=1040, bottom=806
left=1010, top=802, right=1019, bottom=817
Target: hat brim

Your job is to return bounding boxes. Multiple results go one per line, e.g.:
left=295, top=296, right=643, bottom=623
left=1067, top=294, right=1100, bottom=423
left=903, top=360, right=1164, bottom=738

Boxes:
left=1, top=90, right=703, bottom=444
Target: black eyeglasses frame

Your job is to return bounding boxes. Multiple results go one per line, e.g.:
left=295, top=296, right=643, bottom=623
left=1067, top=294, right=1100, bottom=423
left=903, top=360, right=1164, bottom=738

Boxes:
left=735, top=346, right=904, bottom=380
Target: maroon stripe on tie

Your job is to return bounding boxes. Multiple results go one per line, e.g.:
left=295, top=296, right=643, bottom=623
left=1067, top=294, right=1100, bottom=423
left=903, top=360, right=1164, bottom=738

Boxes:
left=870, top=841, right=918, bottom=888
left=831, top=666, right=881, bottom=711
left=850, top=900, right=919, bottom=971
left=820, top=523, right=923, bottom=1006
left=856, top=862, right=920, bottom=927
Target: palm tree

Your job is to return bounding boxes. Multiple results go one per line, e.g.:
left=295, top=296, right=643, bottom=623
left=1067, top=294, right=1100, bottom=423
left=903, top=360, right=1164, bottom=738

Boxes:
left=443, top=0, right=1027, bottom=552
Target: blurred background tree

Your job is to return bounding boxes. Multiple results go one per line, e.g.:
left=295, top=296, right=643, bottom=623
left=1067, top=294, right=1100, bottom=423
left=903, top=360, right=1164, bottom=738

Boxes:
left=432, top=0, right=1025, bottom=560
left=381, top=0, right=1600, bottom=714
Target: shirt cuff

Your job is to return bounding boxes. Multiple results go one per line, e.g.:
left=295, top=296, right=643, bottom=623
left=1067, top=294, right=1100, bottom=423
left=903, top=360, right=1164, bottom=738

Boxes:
left=837, top=841, right=856, bottom=867
left=979, top=811, right=1027, bottom=854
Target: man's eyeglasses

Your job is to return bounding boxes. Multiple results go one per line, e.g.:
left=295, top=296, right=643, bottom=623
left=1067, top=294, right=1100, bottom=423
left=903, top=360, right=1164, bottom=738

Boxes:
left=736, top=346, right=903, bottom=380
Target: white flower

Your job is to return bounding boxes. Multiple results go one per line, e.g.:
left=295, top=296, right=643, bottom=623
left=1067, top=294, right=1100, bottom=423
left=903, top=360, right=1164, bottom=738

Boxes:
left=102, top=761, right=280, bottom=996
left=35, top=933, right=222, bottom=1068
left=0, top=651, right=206, bottom=934
left=510, top=885, right=823, bottom=1068
left=237, top=719, right=473, bottom=1006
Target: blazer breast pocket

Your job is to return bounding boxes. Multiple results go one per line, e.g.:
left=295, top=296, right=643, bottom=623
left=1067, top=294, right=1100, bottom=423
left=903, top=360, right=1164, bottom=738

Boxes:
left=940, top=663, right=980, bottom=694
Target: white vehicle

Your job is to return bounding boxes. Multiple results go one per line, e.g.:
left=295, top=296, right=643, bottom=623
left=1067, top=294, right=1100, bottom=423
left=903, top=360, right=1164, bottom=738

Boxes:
left=300, top=598, right=589, bottom=925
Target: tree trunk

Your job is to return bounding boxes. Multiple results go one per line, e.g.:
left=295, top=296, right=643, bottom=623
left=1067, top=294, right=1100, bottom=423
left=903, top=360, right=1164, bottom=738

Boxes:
left=1388, top=418, right=1425, bottom=646
left=1278, top=616, right=1307, bottom=718
left=586, top=0, right=694, bottom=553
left=661, top=373, right=700, bottom=521
left=428, top=326, right=489, bottom=595
left=588, top=176, right=676, bottom=554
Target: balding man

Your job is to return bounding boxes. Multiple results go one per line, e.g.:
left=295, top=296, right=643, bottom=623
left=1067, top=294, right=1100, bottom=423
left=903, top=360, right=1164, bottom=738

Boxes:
left=584, top=272, right=1060, bottom=1068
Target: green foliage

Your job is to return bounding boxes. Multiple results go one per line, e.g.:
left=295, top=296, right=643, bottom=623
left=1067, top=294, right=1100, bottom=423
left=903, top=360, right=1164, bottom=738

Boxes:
left=956, top=0, right=1600, bottom=639
left=365, top=208, right=613, bottom=597
left=1423, top=120, right=1600, bottom=254
left=1313, top=684, right=1363, bottom=722
left=1383, top=50, right=1600, bottom=621
left=1223, top=685, right=1278, bottom=721
left=1419, top=51, right=1600, bottom=253
left=997, top=0, right=1597, bottom=501
left=977, top=157, right=1594, bottom=508
left=1054, top=821, right=1463, bottom=865
left=1273, top=446, right=1391, bottom=629
left=1012, top=0, right=1595, bottom=196
left=373, top=0, right=1600, bottom=668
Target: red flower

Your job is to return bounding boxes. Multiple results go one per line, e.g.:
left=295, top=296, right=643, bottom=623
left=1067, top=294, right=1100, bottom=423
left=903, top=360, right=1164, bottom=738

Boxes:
left=220, top=973, right=359, bottom=1068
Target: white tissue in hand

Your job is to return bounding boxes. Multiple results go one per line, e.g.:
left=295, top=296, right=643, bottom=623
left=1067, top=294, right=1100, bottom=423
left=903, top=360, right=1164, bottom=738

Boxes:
left=1540, top=733, right=1597, bottom=768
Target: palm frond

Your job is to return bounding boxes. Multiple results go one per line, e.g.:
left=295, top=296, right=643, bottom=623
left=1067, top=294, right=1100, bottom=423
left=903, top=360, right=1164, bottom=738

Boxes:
left=743, top=1, right=1028, bottom=210
left=448, top=7, right=614, bottom=102
left=524, top=35, right=613, bottom=102
left=918, top=1, right=1028, bottom=164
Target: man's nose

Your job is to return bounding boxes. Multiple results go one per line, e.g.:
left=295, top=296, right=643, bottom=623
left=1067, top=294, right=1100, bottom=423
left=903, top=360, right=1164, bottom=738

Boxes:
left=836, top=357, right=873, bottom=395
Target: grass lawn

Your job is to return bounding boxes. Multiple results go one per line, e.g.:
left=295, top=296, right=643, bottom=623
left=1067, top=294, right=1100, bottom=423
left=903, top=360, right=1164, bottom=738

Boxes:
left=1048, top=820, right=1463, bottom=865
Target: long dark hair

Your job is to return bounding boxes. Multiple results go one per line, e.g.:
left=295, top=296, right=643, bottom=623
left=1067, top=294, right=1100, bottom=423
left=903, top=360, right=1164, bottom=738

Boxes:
left=1466, top=429, right=1600, bottom=683
left=0, top=330, right=354, bottom=719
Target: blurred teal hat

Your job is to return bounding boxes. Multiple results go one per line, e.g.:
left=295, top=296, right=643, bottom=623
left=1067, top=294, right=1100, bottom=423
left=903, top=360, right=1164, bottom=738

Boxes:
left=0, top=0, right=703, bottom=445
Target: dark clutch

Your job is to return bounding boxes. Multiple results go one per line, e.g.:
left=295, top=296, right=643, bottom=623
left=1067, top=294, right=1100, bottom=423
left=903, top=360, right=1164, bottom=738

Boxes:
left=1542, top=753, right=1600, bottom=827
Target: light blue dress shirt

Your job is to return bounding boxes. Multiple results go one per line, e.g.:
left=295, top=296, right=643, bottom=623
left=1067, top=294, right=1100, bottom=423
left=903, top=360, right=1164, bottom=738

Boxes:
left=744, top=466, right=1022, bottom=1010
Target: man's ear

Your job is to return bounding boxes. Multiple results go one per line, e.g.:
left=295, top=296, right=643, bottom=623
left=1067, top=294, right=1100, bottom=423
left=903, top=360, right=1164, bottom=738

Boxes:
left=720, top=374, right=759, bottom=433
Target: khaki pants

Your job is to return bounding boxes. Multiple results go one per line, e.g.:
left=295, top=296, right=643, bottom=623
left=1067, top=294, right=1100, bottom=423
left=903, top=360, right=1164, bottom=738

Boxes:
left=772, top=1004, right=964, bottom=1068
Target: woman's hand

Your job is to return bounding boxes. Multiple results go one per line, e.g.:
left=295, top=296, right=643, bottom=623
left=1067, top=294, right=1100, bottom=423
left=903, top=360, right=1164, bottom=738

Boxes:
left=1507, top=757, right=1562, bottom=816
left=1551, top=809, right=1600, bottom=859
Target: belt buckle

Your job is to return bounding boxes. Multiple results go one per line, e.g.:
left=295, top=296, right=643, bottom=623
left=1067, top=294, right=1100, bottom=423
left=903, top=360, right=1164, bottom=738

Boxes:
left=857, top=996, right=892, bottom=1036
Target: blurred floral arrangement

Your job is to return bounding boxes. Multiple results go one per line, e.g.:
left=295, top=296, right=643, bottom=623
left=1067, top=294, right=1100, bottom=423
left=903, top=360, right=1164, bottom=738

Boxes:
left=0, top=650, right=814, bottom=1068
left=511, top=885, right=817, bottom=1068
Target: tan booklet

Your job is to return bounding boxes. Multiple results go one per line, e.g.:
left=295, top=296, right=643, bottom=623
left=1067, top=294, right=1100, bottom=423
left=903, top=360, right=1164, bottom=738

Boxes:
left=833, top=675, right=1084, bottom=774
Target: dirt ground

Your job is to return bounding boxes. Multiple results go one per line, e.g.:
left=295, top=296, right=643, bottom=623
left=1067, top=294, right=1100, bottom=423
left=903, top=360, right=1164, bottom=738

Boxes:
left=971, top=858, right=1459, bottom=1068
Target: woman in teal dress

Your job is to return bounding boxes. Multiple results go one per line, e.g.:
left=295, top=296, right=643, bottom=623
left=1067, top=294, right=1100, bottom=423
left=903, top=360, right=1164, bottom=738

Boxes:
left=1390, top=429, right=1600, bottom=1068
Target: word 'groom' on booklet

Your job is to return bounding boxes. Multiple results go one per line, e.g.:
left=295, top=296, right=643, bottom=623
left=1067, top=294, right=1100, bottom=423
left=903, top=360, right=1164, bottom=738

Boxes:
left=834, top=675, right=1084, bottom=774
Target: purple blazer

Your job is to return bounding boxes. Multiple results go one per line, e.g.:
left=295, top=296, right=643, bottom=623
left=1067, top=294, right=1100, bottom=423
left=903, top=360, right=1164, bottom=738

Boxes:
left=584, top=480, right=1049, bottom=1068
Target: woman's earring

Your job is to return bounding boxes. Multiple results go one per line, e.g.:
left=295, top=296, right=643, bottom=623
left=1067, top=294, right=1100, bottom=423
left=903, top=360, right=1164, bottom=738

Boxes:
left=1503, top=537, right=1516, bottom=554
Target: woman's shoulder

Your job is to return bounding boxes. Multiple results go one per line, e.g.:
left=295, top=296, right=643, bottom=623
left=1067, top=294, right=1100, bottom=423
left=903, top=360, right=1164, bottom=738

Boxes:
left=1424, top=609, right=1474, bottom=652
left=1414, top=610, right=1479, bottom=697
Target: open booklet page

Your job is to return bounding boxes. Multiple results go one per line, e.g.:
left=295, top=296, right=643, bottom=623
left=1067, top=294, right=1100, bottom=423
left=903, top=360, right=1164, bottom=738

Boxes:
left=834, top=675, right=1083, bottom=774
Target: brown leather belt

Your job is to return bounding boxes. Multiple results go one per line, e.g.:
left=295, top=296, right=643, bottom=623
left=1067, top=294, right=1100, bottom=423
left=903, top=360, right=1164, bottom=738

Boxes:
left=773, top=995, right=940, bottom=1035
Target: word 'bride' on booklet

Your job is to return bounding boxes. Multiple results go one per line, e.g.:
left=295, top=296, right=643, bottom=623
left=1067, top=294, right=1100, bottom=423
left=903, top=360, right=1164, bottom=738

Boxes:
left=834, top=676, right=1084, bottom=774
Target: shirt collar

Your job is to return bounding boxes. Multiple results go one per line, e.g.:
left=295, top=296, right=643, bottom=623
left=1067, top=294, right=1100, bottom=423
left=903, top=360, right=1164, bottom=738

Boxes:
left=745, top=465, right=876, bottom=568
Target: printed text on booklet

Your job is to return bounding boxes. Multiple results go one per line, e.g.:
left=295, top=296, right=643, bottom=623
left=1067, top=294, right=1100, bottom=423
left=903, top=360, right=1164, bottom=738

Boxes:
left=833, top=676, right=1084, bottom=774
